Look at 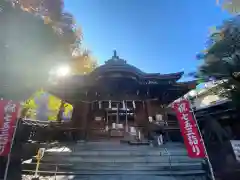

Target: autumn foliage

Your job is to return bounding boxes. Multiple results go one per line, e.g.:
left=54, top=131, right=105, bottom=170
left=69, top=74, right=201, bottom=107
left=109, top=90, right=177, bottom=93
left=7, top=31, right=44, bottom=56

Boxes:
left=71, top=49, right=98, bottom=75
left=15, top=0, right=81, bottom=51
left=0, top=0, right=97, bottom=102
left=0, top=0, right=98, bottom=120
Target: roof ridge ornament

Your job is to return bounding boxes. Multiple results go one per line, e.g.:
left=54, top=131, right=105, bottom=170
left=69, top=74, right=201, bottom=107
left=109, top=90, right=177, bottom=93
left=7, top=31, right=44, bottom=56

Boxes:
left=113, top=50, right=118, bottom=59
left=105, top=50, right=127, bottom=64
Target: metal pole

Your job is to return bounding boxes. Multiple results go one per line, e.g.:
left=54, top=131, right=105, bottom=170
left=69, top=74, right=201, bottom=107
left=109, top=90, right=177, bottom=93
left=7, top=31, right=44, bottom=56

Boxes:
left=125, top=101, right=128, bottom=132
left=116, top=103, right=119, bottom=124
left=188, top=98, right=215, bottom=180
left=106, top=110, right=108, bottom=125
left=106, top=109, right=109, bottom=132
left=34, top=158, right=41, bottom=177
left=3, top=118, right=20, bottom=180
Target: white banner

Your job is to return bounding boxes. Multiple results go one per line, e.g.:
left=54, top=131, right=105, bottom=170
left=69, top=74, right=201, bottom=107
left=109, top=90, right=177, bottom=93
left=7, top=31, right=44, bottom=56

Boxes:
left=230, top=140, right=240, bottom=162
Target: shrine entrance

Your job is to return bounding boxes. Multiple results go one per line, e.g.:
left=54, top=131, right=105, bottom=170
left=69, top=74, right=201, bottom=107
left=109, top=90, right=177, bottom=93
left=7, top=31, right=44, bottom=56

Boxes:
left=89, top=101, right=138, bottom=141
left=106, top=106, right=135, bottom=138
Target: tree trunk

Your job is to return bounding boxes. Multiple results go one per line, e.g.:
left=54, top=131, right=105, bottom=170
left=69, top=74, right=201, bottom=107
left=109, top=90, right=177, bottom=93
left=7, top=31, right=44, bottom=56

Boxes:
left=57, top=100, right=65, bottom=123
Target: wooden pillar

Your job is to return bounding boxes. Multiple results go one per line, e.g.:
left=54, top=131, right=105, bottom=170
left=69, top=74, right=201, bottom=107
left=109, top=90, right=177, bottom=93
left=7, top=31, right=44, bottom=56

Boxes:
left=71, top=101, right=91, bottom=140
left=57, top=100, right=65, bottom=123
left=134, top=101, right=149, bottom=138
left=145, top=100, right=152, bottom=117
left=146, top=100, right=166, bottom=119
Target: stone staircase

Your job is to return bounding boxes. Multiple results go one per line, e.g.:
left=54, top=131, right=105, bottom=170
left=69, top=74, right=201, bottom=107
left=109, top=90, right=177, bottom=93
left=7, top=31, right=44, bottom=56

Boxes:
left=22, top=141, right=207, bottom=180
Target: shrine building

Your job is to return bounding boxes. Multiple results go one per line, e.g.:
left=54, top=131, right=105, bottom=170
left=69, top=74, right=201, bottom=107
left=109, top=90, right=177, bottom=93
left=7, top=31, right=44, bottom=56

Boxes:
left=48, top=51, right=197, bottom=142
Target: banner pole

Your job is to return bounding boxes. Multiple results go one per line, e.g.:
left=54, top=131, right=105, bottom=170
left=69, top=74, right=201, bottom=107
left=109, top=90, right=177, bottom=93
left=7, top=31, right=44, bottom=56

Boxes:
left=3, top=103, right=21, bottom=180
left=188, top=99, right=215, bottom=180
left=3, top=120, right=19, bottom=180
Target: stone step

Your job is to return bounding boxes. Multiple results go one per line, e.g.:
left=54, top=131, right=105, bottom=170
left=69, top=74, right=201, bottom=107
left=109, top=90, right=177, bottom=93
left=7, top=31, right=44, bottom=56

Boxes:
left=44, top=149, right=188, bottom=156
left=22, top=162, right=203, bottom=171
left=39, top=155, right=203, bottom=163
left=22, top=169, right=206, bottom=176
left=23, top=142, right=206, bottom=179
left=63, top=142, right=185, bottom=150
left=22, top=174, right=206, bottom=180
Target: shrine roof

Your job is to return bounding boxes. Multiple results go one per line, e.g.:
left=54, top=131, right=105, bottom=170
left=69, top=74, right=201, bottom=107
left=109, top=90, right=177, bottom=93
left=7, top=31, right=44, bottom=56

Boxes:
left=46, top=51, right=197, bottom=104
left=89, top=50, right=183, bottom=81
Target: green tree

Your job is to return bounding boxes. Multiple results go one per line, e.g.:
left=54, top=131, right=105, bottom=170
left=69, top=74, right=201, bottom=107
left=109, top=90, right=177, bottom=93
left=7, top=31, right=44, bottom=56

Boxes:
left=0, top=1, right=98, bottom=120
left=196, top=15, right=240, bottom=108
left=23, top=50, right=98, bottom=121
left=55, top=50, right=98, bottom=122
left=0, top=0, right=79, bottom=101
left=218, top=0, right=240, bottom=15
left=71, top=49, right=98, bottom=75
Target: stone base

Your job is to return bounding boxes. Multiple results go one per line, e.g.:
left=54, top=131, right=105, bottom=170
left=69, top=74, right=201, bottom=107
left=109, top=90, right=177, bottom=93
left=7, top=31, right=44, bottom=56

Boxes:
left=110, top=129, right=124, bottom=137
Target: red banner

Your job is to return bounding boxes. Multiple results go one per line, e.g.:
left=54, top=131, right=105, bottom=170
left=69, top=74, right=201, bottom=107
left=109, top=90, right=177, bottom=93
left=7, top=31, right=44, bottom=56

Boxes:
left=0, top=100, right=20, bottom=156
left=172, top=99, right=205, bottom=158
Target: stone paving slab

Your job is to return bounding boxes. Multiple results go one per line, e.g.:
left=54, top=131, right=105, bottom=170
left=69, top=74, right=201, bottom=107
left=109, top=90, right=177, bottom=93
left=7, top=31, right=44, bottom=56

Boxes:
left=23, top=162, right=203, bottom=172
left=22, top=175, right=206, bottom=180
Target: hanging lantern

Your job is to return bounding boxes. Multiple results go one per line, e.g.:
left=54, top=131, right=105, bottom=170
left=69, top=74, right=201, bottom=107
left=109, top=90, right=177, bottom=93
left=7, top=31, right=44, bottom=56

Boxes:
left=148, top=116, right=153, bottom=122
left=122, top=100, right=126, bottom=110
left=132, top=101, right=136, bottom=109
left=108, top=100, right=112, bottom=109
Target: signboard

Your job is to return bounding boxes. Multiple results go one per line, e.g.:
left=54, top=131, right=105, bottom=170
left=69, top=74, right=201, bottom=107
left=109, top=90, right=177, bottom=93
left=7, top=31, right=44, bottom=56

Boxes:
left=35, top=148, right=45, bottom=177
left=0, top=100, right=20, bottom=156
left=95, top=116, right=102, bottom=121
left=36, top=148, right=45, bottom=160
left=172, top=99, right=205, bottom=158
left=230, top=140, right=240, bottom=162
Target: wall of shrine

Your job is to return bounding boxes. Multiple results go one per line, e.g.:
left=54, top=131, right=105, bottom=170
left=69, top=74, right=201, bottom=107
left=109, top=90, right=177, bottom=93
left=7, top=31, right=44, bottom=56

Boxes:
left=145, top=100, right=167, bottom=121
left=71, top=102, right=91, bottom=139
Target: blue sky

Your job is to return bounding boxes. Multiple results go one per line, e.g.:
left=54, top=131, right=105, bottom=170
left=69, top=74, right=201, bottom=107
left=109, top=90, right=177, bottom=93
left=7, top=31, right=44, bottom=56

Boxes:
left=64, top=0, right=230, bottom=79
